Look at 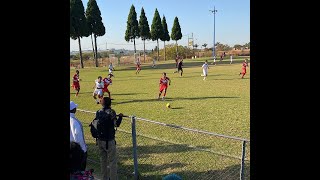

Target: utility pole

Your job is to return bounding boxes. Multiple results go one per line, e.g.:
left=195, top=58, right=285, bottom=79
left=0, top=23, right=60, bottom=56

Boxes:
left=210, top=6, right=218, bottom=59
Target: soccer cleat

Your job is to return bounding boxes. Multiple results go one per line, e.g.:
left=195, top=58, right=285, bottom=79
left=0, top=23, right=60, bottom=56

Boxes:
left=162, top=97, right=165, bottom=101
left=96, top=101, right=100, bottom=104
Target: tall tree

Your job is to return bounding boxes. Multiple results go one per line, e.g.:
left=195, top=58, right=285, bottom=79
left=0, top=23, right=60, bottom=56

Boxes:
left=160, top=15, right=170, bottom=61
left=202, top=43, right=208, bottom=49
left=171, top=17, right=182, bottom=56
left=125, top=5, right=140, bottom=53
left=70, top=0, right=89, bottom=68
left=86, top=0, right=106, bottom=67
left=150, top=8, right=163, bottom=61
left=138, top=7, right=151, bottom=63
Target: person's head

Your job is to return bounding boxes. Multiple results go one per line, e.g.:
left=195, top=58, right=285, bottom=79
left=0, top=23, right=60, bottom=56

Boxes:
left=97, top=76, right=102, bottom=82
left=162, top=72, right=167, bottom=78
left=108, top=73, right=113, bottom=78
left=70, top=141, right=84, bottom=173
left=101, top=97, right=112, bottom=109
left=205, top=60, right=208, bottom=64
left=76, top=70, right=79, bottom=74
left=70, top=101, right=78, bottom=113
left=110, top=63, right=112, bottom=65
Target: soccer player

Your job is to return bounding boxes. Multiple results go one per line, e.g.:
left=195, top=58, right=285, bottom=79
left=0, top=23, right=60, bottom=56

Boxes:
left=92, top=76, right=104, bottom=104
left=158, top=72, right=171, bottom=100
left=230, top=54, right=233, bottom=64
left=108, top=63, right=115, bottom=74
left=72, top=70, right=81, bottom=97
left=177, top=59, right=183, bottom=77
left=136, top=58, right=141, bottom=74
left=102, top=74, right=113, bottom=99
left=152, top=57, right=156, bottom=68
left=201, top=60, right=209, bottom=80
left=239, top=59, right=249, bottom=79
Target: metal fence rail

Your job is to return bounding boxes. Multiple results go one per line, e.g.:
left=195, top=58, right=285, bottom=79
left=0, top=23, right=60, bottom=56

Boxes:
left=76, top=109, right=250, bottom=180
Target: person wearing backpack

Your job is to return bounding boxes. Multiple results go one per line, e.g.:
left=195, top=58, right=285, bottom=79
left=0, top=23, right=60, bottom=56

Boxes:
left=91, top=97, right=123, bottom=180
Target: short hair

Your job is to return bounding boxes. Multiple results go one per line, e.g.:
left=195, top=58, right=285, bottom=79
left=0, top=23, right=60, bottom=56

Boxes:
left=98, top=76, right=102, bottom=79
left=76, top=70, right=79, bottom=73
left=102, top=97, right=111, bottom=107
left=163, top=72, right=167, bottom=76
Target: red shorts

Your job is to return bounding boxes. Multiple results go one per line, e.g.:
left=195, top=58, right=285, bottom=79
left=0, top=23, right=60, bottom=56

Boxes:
left=242, top=68, right=246, bottom=75
left=102, top=88, right=110, bottom=93
left=136, top=66, right=141, bottom=70
left=72, top=82, right=80, bottom=90
left=159, top=85, right=168, bottom=92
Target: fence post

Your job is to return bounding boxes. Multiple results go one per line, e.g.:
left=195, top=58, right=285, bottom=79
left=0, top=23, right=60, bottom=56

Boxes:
left=240, top=140, right=246, bottom=180
left=131, top=116, right=139, bottom=180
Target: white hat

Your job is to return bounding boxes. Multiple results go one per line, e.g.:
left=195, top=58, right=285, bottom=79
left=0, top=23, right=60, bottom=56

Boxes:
left=70, top=101, right=78, bottom=110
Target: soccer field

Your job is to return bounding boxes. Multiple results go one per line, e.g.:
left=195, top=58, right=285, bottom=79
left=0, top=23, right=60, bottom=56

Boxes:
left=70, top=57, right=250, bottom=179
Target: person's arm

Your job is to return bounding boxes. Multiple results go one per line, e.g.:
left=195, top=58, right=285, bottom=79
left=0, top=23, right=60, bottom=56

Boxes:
left=93, top=83, right=96, bottom=89
left=168, top=78, right=171, bottom=85
left=115, top=113, right=123, bottom=127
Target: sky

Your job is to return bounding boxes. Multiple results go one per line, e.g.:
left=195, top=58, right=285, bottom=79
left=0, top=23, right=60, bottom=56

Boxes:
left=70, top=0, right=250, bottom=52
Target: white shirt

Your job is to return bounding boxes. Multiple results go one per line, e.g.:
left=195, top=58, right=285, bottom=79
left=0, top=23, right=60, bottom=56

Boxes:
left=202, top=63, right=209, bottom=71
left=230, top=56, right=233, bottom=61
left=70, top=113, right=87, bottom=152
left=95, top=80, right=104, bottom=89
left=108, top=64, right=113, bottom=70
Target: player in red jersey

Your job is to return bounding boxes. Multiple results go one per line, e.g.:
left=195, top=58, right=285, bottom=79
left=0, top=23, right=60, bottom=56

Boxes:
left=136, top=58, right=141, bottom=75
left=102, top=73, right=113, bottom=99
left=71, top=70, right=81, bottom=97
left=239, top=59, right=249, bottom=78
left=158, top=72, right=171, bottom=100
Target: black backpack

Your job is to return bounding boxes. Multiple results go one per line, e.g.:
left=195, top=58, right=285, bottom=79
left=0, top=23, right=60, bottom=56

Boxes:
left=89, top=109, right=112, bottom=139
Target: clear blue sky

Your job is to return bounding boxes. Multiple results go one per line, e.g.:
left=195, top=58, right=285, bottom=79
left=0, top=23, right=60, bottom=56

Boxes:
left=70, top=0, right=250, bottom=52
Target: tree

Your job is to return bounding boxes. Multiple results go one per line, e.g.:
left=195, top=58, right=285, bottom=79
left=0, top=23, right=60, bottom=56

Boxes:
left=86, top=0, right=106, bottom=67
left=160, top=15, right=170, bottom=61
left=125, top=5, right=139, bottom=53
left=171, top=17, right=182, bottom=56
left=234, top=44, right=242, bottom=50
left=138, top=7, right=151, bottom=63
left=150, top=8, right=163, bottom=61
left=70, top=0, right=89, bottom=68
left=202, top=43, right=208, bottom=49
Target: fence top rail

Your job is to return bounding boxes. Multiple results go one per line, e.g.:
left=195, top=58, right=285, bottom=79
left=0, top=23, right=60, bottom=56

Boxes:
left=77, top=109, right=250, bottom=142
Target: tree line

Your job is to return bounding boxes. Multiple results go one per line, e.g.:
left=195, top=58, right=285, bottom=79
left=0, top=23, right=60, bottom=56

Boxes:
left=125, top=5, right=182, bottom=62
left=70, top=0, right=183, bottom=68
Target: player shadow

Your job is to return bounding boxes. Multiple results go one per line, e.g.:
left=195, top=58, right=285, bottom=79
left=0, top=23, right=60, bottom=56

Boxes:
left=112, top=93, right=147, bottom=96
left=114, top=96, right=239, bottom=105
left=171, top=107, right=183, bottom=110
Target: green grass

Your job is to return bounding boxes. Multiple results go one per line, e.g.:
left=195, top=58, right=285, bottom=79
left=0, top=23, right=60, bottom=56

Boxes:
left=70, top=57, right=250, bottom=179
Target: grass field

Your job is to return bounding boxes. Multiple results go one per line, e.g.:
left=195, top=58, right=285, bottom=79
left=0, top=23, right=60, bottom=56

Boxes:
left=70, top=57, right=250, bottom=179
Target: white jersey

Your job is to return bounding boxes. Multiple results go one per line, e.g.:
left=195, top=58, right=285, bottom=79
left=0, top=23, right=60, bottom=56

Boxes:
left=230, top=56, right=233, bottom=61
left=95, top=80, right=104, bottom=89
left=202, top=63, right=209, bottom=71
left=109, top=64, right=113, bottom=70
left=202, top=63, right=209, bottom=76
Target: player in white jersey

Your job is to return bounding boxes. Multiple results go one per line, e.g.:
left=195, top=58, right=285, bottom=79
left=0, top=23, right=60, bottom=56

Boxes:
left=108, top=63, right=115, bottom=74
left=201, top=60, right=209, bottom=80
left=92, top=76, right=104, bottom=104
left=230, top=55, right=233, bottom=64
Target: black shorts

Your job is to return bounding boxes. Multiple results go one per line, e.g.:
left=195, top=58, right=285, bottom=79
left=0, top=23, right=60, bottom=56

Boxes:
left=178, top=68, right=183, bottom=71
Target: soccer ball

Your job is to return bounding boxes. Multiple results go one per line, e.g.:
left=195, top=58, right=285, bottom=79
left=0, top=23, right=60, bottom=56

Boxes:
left=166, top=103, right=171, bottom=108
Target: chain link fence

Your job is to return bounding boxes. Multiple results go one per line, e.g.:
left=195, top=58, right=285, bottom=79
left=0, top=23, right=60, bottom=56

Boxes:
left=76, top=109, right=250, bottom=180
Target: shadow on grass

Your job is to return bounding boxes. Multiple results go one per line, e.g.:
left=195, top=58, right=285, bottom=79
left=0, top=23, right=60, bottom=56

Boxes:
left=86, top=137, right=250, bottom=180
left=114, top=96, right=239, bottom=105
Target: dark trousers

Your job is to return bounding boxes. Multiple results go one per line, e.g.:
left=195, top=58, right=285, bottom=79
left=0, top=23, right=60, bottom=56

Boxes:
left=80, top=151, right=87, bottom=171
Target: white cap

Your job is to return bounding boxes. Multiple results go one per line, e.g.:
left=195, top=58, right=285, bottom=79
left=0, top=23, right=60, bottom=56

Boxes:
left=70, top=101, right=78, bottom=110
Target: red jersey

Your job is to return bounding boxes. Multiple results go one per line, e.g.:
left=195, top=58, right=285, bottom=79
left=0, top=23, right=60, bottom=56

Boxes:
left=73, top=74, right=79, bottom=83
left=242, top=62, right=248, bottom=68
left=103, top=78, right=112, bottom=88
left=159, top=77, right=170, bottom=86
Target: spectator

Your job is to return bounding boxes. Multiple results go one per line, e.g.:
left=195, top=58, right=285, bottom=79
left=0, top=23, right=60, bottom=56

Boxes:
left=70, top=141, right=85, bottom=174
left=96, top=97, right=123, bottom=180
left=70, top=101, right=87, bottom=171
